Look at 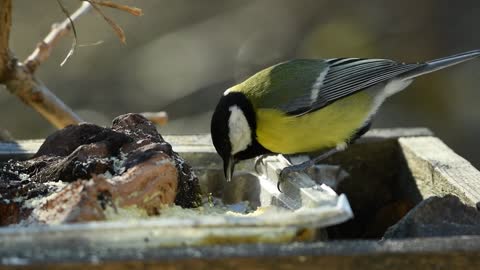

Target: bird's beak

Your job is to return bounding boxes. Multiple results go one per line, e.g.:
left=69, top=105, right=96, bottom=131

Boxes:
left=224, top=156, right=235, bottom=182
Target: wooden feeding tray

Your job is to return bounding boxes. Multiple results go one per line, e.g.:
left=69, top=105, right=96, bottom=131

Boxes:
left=1, top=128, right=480, bottom=269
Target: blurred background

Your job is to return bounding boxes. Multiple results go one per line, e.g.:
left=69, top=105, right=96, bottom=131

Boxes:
left=2, top=0, right=480, bottom=167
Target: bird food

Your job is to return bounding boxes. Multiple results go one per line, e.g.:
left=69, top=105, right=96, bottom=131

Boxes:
left=0, top=114, right=201, bottom=226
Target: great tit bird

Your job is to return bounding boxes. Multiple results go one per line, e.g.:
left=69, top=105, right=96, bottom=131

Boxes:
left=211, top=50, right=480, bottom=182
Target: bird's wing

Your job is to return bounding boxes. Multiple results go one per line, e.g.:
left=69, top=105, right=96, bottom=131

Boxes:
left=279, top=58, right=425, bottom=115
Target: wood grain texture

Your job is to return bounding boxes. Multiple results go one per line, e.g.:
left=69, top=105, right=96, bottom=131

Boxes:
left=399, top=136, right=480, bottom=206
left=2, top=130, right=480, bottom=269
left=1, top=237, right=480, bottom=269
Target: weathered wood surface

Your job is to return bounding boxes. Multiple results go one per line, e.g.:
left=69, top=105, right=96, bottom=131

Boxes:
left=2, top=128, right=480, bottom=269
left=399, top=136, right=480, bottom=207
left=0, top=140, right=43, bottom=161
left=1, top=236, right=480, bottom=269
left=0, top=128, right=434, bottom=161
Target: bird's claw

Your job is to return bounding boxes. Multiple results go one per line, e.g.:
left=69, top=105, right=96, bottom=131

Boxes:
left=254, top=155, right=269, bottom=174
left=277, top=180, right=283, bottom=193
left=277, top=162, right=311, bottom=192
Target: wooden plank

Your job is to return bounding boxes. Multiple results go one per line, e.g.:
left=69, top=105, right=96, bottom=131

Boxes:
left=399, top=136, right=480, bottom=206
left=0, top=140, right=42, bottom=160
left=358, top=127, right=432, bottom=143
left=0, top=137, right=215, bottom=162
left=0, top=128, right=433, bottom=161
left=1, top=236, right=480, bottom=269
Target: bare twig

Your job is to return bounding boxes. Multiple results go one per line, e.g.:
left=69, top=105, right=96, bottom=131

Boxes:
left=88, top=0, right=143, bottom=16
left=24, top=1, right=92, bottom=73
left=0, top=0, right=85, bottom=128
left=0, top=0, right=143, bottom=129
left=140, top=112, right=169, bottom=126
left=56, top=0, right=79, bottom=67
left=88, top=2, right=126, bottom=44
left=5, top=65, right=83, bottom=128
left=85, top=0, right=144, bottom=44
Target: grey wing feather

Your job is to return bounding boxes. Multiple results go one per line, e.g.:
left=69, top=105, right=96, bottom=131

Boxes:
left=283, top=58, right=425, bottom=115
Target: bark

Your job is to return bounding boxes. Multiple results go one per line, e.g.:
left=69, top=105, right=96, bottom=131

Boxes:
left=0, top=0, right=12, bottom=82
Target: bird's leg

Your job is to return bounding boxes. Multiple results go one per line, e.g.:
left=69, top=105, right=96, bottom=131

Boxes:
left=254, top=154, right=275, bottom=172
left=278, top=146, right=346, bottom=191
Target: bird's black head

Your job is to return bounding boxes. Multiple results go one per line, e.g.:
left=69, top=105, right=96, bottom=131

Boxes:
left=211, top=91, right=270, bottom=181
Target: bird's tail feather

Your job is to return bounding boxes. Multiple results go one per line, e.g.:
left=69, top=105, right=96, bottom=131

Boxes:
left=399, top=50, right=480, bottom=81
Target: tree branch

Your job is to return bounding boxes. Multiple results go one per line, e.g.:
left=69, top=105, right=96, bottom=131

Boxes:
left=0, top=1, right=144, bottom=130
left=0, top=0, right=12, bottom=82
left=0, top=0, right=87, bottom=128
left=24, top=1, right=92, bottom=73
left=5, top=61, right=83, bottom=128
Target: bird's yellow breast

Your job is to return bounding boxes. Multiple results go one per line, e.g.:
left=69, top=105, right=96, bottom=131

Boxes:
left=255, top=91, right=374, bottom=154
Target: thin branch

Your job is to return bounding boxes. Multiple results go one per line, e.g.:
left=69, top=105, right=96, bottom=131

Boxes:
left=56, top=0, right=79, bottom=67
left=88, top=1, right=126, bottom=44
left=85, top=0, right=144, bottom=44
left=0, top=0, right=143, bottom=129
left=0, top=1, right=89, bottom=128
left=5, top=63, right=83, bottom=128
left=88, top=0, right=143, bottom=16
left=0, top=0, right=12, bottom=81
left=24, top=1, right=92, bottom=73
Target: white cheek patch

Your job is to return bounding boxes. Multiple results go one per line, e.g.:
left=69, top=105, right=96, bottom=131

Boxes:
left=228, top=105, right=252, bottom=155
